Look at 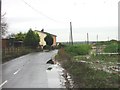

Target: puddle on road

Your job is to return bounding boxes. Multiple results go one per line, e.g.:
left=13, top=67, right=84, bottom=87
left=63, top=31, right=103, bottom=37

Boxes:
left=47, top=67, right=52, bottom=70
left=46, top=63, right=73, bottom=88
left=46, top=59, right=54, bottom=64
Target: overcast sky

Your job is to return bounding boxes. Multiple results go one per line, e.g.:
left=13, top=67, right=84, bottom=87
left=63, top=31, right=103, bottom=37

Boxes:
left=2, top=0, right=119, bottom=42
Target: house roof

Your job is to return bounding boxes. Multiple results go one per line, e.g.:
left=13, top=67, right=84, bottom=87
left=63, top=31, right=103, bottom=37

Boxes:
left=35, top=30, right=57, bottom=37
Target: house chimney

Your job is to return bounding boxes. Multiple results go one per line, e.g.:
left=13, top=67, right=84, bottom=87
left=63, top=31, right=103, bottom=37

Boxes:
left=41, top=29, right=44, bottom=32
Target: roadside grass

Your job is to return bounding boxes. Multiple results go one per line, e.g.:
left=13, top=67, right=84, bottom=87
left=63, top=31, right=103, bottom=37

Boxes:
left=104, top=42, right=118, bottom=53
left=90, top=54, right=118, bottom=64
left=62, top=62, right=119, bottom=88
left=56, top=47, right=120, bottom=88
left=55, top=48, right=71, bottom=61
left=74, top=54, right=118, bottom=64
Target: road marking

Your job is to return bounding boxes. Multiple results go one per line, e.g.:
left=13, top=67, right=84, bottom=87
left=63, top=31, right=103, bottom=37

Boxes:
left=13, top=69, right=20, bottom=75
left=0, top=80, right=8, bottom=88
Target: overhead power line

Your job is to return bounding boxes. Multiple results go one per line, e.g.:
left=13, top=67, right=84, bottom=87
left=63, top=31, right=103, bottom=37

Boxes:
left=21, top=0, right=59, bottom=23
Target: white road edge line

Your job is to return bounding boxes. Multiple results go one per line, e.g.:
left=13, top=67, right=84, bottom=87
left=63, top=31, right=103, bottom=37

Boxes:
left=0, top=80, right=8, bottom=88
left=13, top=69, right=21, bottom=75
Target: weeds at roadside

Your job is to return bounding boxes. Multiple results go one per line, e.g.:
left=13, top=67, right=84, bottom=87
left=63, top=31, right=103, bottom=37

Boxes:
left=56, top=47, right=120, bottom=88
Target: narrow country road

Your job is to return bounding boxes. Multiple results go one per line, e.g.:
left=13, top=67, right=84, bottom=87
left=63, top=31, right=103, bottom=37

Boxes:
left=1, top=50, right=64, bottom=88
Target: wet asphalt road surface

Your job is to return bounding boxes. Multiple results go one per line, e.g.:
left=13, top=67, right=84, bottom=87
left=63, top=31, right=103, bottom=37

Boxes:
left=1, top=50, right=64, bottom=88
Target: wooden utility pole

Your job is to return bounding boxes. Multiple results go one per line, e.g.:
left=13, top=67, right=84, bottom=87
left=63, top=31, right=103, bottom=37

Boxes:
left=0, top=0, right=1, bottom=37
left=70, top=22, right=73, bottom=45
left=108, top=37, right=109, bottom=41
left=87, top=33, right=89, bottom=44
left=0, top=0, right=2, bottom=88
left=96, top=34, right=98, bottom=55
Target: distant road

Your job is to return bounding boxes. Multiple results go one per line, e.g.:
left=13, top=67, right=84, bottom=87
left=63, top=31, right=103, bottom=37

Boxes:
left=1, top=50, right=60, bottom=88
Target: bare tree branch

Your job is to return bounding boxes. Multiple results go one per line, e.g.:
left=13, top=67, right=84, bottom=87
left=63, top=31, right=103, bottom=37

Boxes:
left=1, top=13, right=8, bottom=36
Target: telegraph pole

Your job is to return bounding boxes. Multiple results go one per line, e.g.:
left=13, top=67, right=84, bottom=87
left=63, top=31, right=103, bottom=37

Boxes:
left=0, top=0, right=1, bottom=38
left=87, top=33, right=89, bottom=44
left=70, top=22, right=73, bottom=45
left=0, top=0, right=2, bottom=89
left=108, top=37, right=109, bottom=41
left=96, top=34, right=98, bottom=55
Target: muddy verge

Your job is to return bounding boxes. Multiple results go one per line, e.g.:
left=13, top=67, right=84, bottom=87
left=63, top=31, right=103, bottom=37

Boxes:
left=62, top=69, right=74, bottom=89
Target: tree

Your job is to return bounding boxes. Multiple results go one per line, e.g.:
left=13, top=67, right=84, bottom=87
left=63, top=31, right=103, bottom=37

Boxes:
left=44, top=34, right=53, bottom=46
left=1, top=13, right=8, bottom=36
left=15, top=32, right=26, bottom=41
left=6, top=33, right=16, bottom=38
left=24, top=28, right=40, bottom=48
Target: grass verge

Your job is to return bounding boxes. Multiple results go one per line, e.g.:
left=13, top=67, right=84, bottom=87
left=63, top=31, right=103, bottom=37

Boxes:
left=56, top=48, right=120, bottom=88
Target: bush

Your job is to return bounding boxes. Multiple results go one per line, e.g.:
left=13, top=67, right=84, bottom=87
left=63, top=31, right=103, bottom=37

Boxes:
left=43, top=45, right=51, bottom=50
left=104, top=43, right=118, bottom=53
left=65, top=44, right=91, bottom=56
